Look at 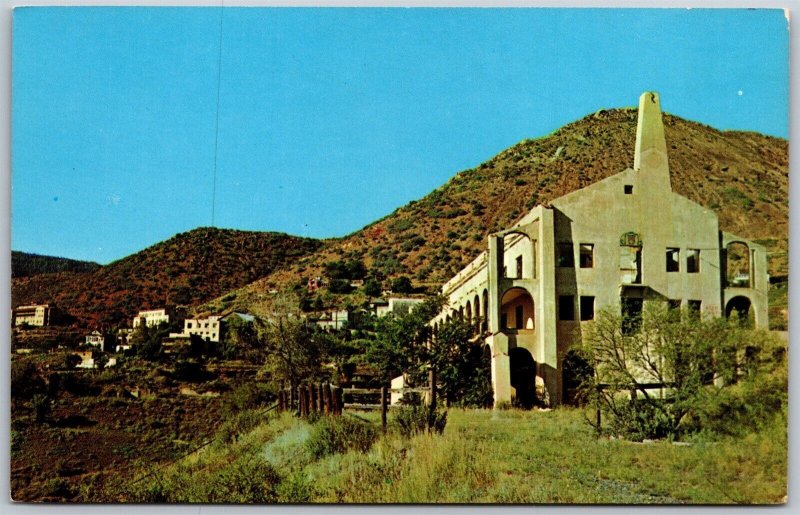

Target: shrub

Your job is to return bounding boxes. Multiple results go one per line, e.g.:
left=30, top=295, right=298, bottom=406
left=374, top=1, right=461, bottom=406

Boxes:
left=32, top=394, right=51, bottom=423
left=305, top=416, right=378, bottom=459
left=394, top=404, right=448, bottom=438
left=390, top=276, right=413, bottom=294
left=215, top=409, right=266, bottom=445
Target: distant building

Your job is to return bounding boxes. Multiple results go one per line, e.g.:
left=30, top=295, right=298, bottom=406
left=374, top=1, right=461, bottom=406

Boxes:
left=171, top=315, right=223, bottom=343
left=85, top=330, right=111, bottom=351
left=12, top=304, right=54, bottom=327
left=132, top=308, right=171, bottom=328
left=376, top=298, right=425, bottom=318
left=314, top=309, right=349, bottom=330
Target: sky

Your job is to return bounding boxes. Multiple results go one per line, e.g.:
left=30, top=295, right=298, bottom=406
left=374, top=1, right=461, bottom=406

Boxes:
left=11, top=7, right=789, bottom=264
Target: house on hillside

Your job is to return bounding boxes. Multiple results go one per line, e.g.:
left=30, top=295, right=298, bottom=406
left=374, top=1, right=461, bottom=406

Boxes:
left=132, top=308, right=172, bottom=328
left=431, top=92, right=769, bottom=408
left=376, top=297, right=425, bottom=318
left=85, top=330, right=111, bottom=351
left=168, top=314, right=223, bottom=343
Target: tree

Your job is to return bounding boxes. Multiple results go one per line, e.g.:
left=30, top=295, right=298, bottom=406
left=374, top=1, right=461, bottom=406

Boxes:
left=390, top=276, right=413, bottom=294
left=428, top=317, right=493, bottom=407
left=363, top=278, right=382, bottom=297
left=574, top=303, right=785, bottom=440
left=366, top=297, right=442, bottom=383
left=259, top=293, right=329, bottom=394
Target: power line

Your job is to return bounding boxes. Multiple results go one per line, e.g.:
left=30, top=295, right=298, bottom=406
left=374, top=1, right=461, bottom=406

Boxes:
left=211, top=4, right=224, bottom=227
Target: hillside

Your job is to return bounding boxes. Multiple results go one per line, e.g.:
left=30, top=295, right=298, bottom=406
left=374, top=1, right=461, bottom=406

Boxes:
left=11, top=228, right=323, bottom=328
left=12, top=251, right=100, bottom=278
left=213, top=108, right=788, bottom=315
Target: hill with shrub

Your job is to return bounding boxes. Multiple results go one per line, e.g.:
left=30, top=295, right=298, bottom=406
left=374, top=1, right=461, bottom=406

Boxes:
left=210, top=108, right=788, bottom=323
left=12, top=251, right=100, bottom=278
left=11, top=228, right=323, bottom=328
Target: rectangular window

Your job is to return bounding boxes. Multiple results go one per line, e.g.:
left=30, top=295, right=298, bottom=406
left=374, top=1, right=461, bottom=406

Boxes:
left=667, top=299, right=681, bottom=311
left=579, top=244, right=594, bottom=268
left=624, top=185, right=634, bottom=194
left=666, top=248, right=680, bottom=272
left=620, top=246, right=642, bottom=284
left=687, top=249, right=700, bottom=273
left=501, top=313, right=508, bottom=330
left=580, top=296, right=595, bottom=321
left=515, top=305, right=524, bottom=329
left=688, top=300, right=702, bottom=319
left=621, top=297, right=643, bottom=335
left=559, top=295, right=575, bottom=321
left=516, top=255, right=523, bottom=278
left=557, top=243, right=574, bottom=267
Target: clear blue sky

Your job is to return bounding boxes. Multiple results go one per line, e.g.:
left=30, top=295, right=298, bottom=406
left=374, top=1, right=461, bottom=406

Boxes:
left=12, top=7, right=788, bottom=264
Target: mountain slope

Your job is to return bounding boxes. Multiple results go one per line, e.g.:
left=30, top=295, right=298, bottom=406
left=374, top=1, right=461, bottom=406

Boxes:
left=11, top=228, right=323, bottom=328
left=12, top=251, right=101, bottom=278
left=218, top=108, right=788, bottom=313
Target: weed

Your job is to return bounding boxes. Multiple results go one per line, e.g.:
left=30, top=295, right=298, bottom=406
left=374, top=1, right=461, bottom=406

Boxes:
left=306, top=416, right=378, bottom=459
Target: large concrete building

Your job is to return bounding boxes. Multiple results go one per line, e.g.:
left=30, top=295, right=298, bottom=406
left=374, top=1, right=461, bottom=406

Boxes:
left=12, top=304, right=54, bottom=327
left=432, top=92, right=769, bottom=408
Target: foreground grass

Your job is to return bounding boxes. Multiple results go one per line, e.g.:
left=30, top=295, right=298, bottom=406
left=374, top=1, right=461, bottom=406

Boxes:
left=119, top=407, right=786, bottom=504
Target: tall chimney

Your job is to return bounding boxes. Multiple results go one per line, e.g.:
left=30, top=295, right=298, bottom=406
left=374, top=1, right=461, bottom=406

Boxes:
left=633, top=91, right=671, bottom=192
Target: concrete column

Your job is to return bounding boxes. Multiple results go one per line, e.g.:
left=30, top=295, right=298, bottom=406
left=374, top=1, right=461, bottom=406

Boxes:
left=538, top=208, right=560, bottom=405
left=488, top=333, right=512, bottom=405
left=487, top=235, right=504, bottom=334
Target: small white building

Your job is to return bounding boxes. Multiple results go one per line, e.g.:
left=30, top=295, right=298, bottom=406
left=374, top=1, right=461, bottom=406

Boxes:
left=376, top=298, right=425, bottom=318
left=85, top=330, right=109, bottom=350
left=169, top=315, right=223, bottom=343
left=315, top=310, right=349, bottom=330
left=132, top=308, right=171, bottom=328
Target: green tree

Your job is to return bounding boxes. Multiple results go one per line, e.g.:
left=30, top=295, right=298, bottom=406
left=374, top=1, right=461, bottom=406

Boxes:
left=390, top=276, right=413, bottom=294
left=575, top=303, right=786, bottom=440
left=428, top=317, right=493, bottom=408
left=259, top=293, right=330, bottom=394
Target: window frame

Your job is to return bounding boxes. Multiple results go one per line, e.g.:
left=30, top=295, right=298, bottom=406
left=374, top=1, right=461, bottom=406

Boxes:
left=687, top=249, right=700, bottom=274
left=559, top=295, right=575, bottom=321
left=579, top=296, right=595, bottom=321
left=557, top=243, right=574, bottom=268
left=579, top=243, right=594, bottom=268
left=666, top=248, right=680, bottom=273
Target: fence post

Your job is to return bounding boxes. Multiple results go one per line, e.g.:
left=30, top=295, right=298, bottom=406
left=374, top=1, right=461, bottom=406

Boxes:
left=298, top=386, right=306, bottom=417
left=278, top=390, right=285, bottom=412
left=317, top=383, right=324, bottom=414
left=290, top=386, right=296, bottom=412
left=324, top=383, right=332, bottom=415
left=429, top=368, right=437, bottom=409
left=381, top=386, right=387, bottom=433
left=308, top=384, right=316, bottom=413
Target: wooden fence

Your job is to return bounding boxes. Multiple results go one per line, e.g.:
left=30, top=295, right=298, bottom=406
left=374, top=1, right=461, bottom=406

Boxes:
left=277, top=381, right=433, bottom=432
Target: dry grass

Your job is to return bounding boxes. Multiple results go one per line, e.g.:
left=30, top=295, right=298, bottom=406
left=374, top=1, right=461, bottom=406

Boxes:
left=117, top=407, right=786, bottom=504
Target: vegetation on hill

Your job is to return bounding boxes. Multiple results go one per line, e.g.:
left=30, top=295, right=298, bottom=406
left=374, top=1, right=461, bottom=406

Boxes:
left=217, top=109, right=788, bottom=323
left=11, top=228, right=323, bottom=328
left=12, top=251, right=100, bottom=278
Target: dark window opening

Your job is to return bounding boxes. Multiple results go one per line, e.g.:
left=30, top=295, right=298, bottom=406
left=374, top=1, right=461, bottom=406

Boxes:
left=688, top=300, right=702, bottom=319
left=667, top=299, right=681, bottom=311
left=502, top=265, right=508, bottom=278
left=666, top=248, right=680, bottom=272
left=687, top=249, right=700, bottom=273
left=621, top=297, right=643, bottom=335
left=624, top=185, right=634, bottom=195
left=580, top=296, right=595, bottom=321
left=559, top=295, right=575, bottom=321
left=557, top=243, right=574, bottom=267
left=515, top=305, right=524, bottom=329
left=579, top=244, right=594, bottom=268
left=501, top=313, right=508, bottom=330
left=516, top=255, right=523, bottom=278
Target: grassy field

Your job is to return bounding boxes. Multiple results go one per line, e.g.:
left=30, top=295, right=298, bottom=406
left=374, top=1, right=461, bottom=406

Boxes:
left=117, top=407, right=787, bottom=504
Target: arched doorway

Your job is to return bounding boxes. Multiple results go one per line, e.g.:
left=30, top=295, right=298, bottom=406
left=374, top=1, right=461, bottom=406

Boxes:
left=510, top=347, right=537, bottom=408
left=500, top=288, right=534, bottom=330
left=726, top=296, right=754, bottom=327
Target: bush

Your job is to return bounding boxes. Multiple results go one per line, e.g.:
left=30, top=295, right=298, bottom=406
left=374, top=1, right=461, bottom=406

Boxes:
left=32, top=394, right=51, bottom=423
left=215, top=409, right=266, bottom=445
left=305, top=416, right=378, bottom=458
left=394, top=404, right=447, bottom=438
